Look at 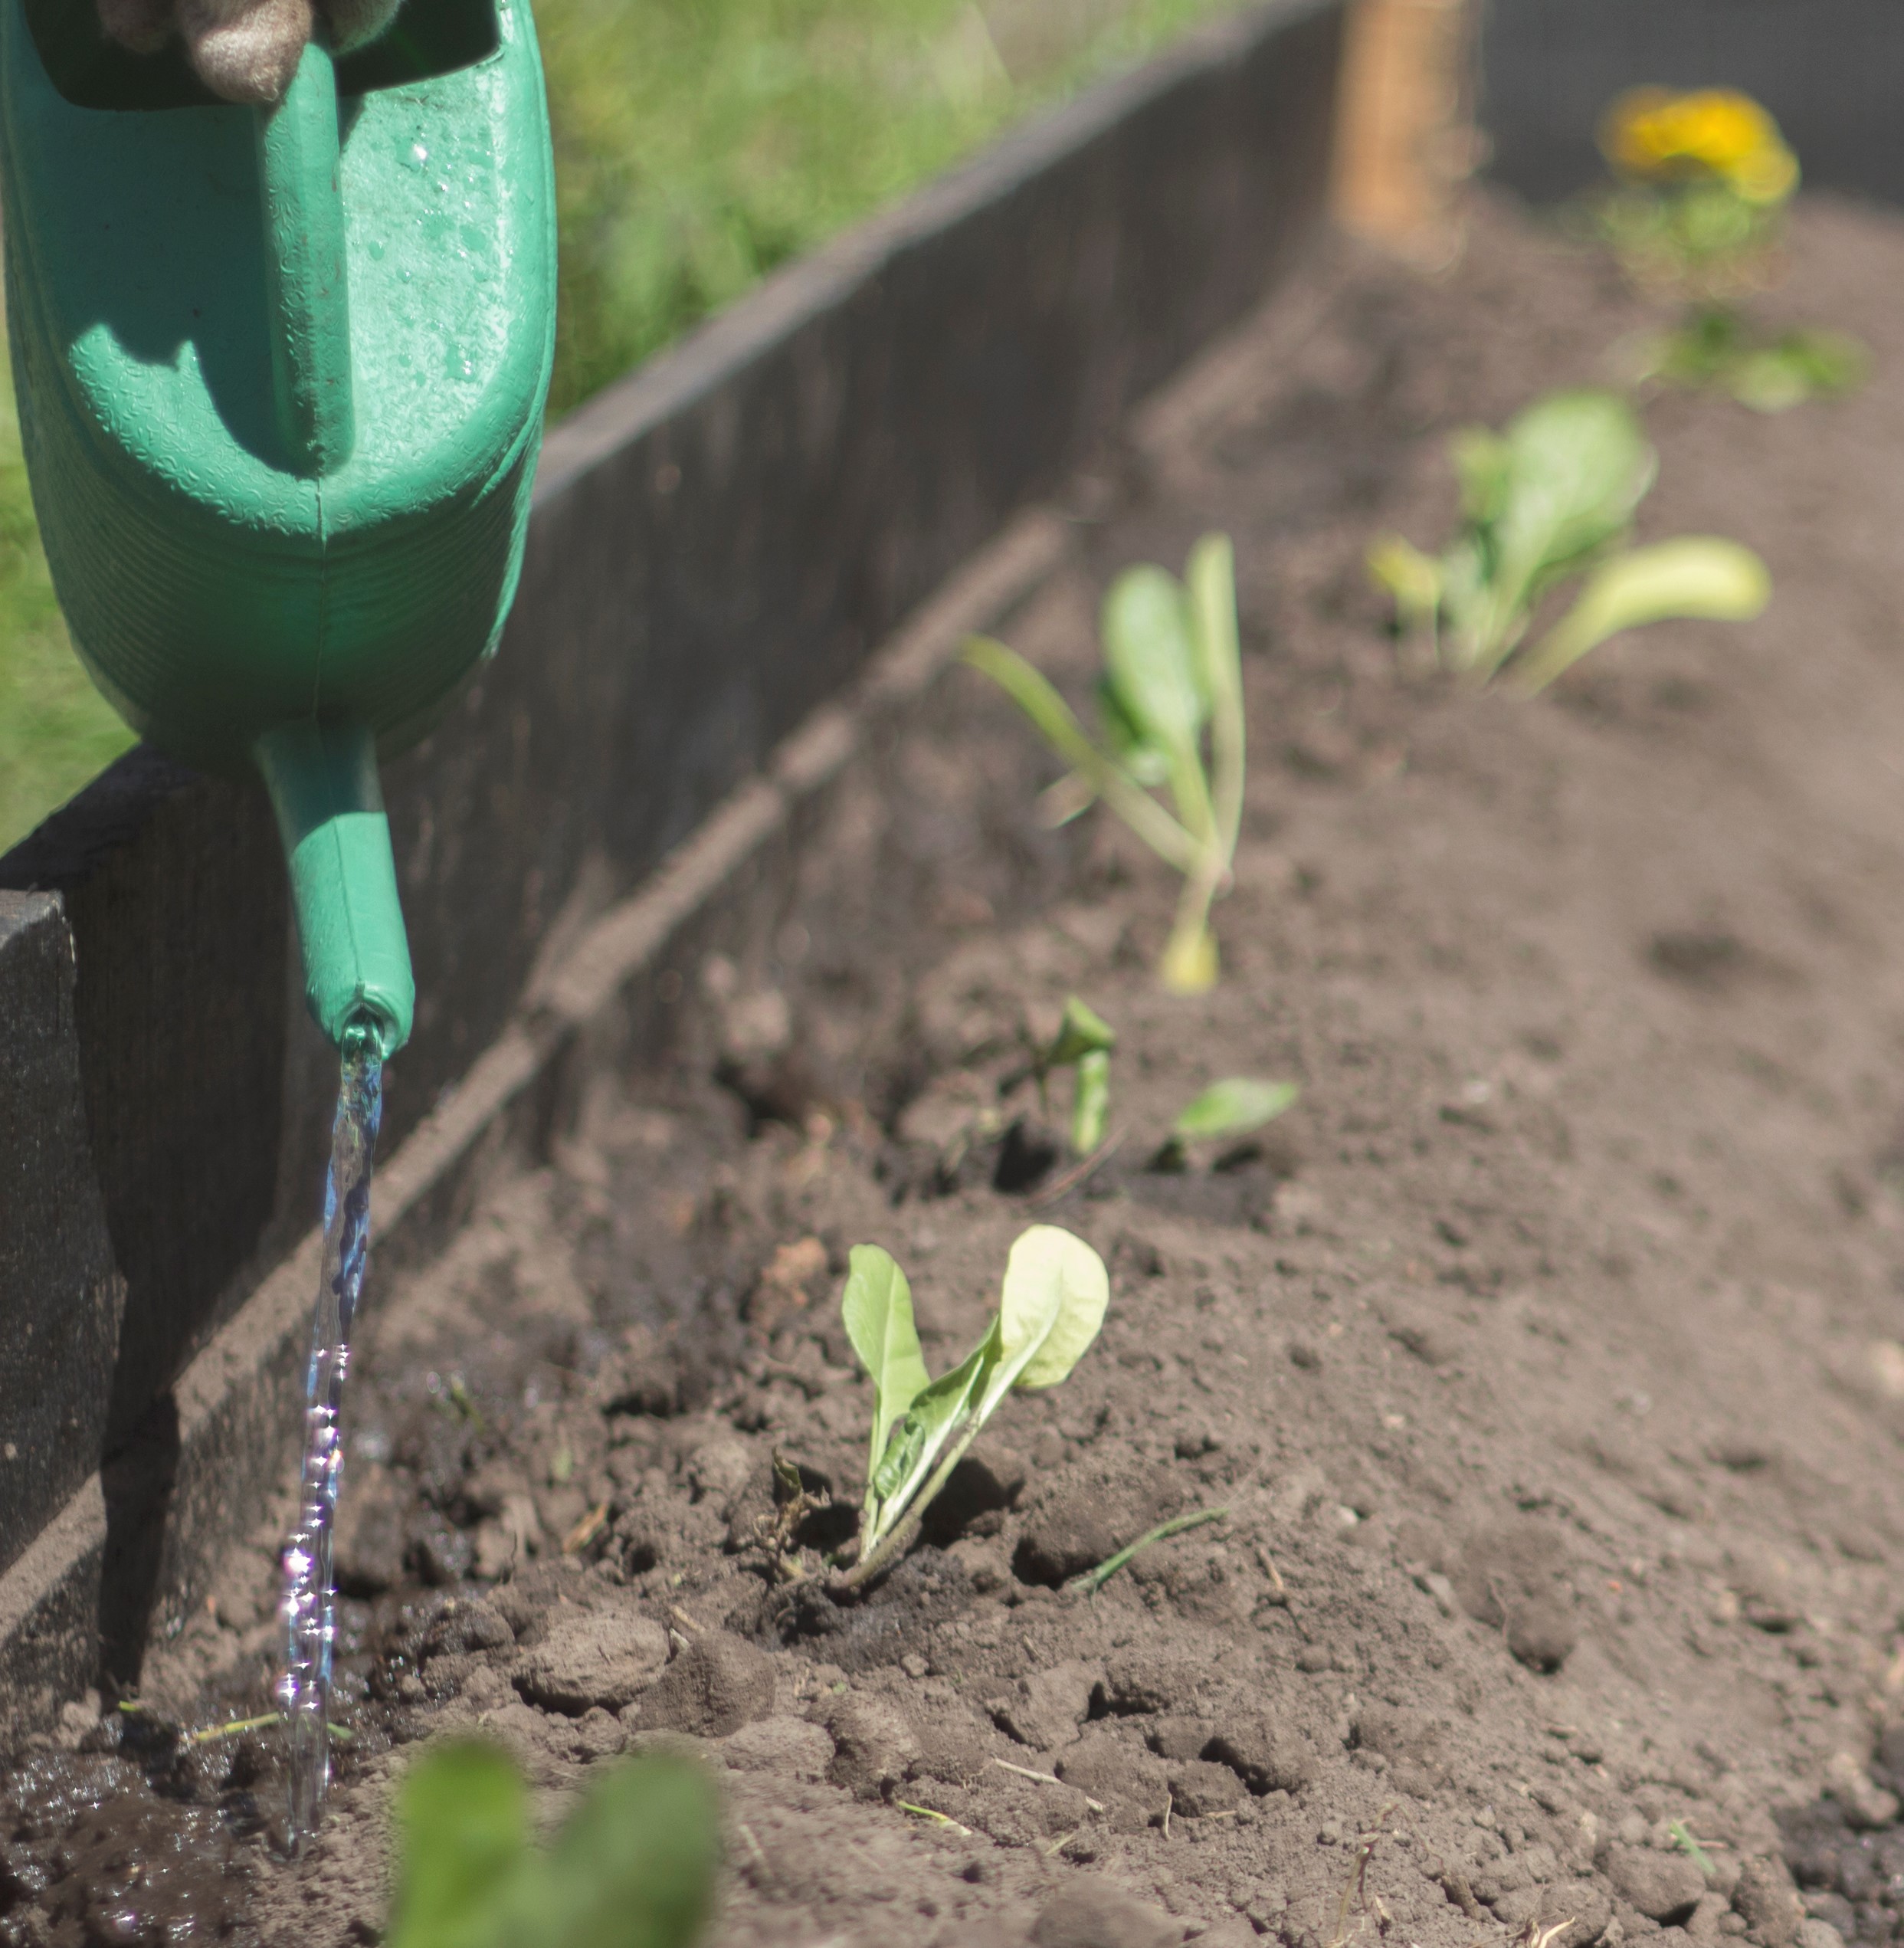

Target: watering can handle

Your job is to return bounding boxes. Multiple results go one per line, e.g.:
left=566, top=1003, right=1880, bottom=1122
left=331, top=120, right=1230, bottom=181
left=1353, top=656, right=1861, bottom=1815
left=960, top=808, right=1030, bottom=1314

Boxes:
left=255, top=45, right=355, bottom=477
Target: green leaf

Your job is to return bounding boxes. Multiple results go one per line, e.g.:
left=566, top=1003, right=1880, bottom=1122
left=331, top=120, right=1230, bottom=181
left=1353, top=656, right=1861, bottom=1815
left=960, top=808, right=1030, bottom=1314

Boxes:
left=993, top=1225, right=1109, bottom=1397
left=1047, top=995, right=1116, bottom=1069
left=388, top=1741, right=531, bottom=1948
left=1729, top=329, right=1868, bottom=412
left=1100, top=565, right=1206, bottom=753
left=1071, top=1048, right=1111, bottom=1156
left=509, top=1753, right=721, bottom=1948
left=1173, top=1078, right=1299, bottom=1143
left=1512, top=537, right=1770, bottom=695
left=1094, top=675, right=1170, bottom=787
left=841, top=1245, right=929, bottom=1518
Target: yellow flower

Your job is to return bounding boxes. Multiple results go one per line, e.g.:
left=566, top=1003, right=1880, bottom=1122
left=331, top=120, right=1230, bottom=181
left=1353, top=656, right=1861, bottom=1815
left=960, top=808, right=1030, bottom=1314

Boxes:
left=1600, top=87, right=1799, bottom=205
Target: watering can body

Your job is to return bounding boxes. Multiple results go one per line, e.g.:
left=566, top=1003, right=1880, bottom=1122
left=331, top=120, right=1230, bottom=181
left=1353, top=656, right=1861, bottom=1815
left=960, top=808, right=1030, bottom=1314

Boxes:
left=0, top=0, right=557, bottom=1052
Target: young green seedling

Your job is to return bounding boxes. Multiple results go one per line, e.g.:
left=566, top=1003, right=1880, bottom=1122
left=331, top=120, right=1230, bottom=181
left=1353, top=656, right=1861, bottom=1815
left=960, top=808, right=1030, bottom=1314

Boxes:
left=1153, top=1076, right=1299, bottom=1171
left=1369, top=389, right=1769, bottom=694
left=842, top=1225, right=1109, bottom=1589
left=965, top=533, right=1246, bottom=994
left=1034, top=996, right=1116, bottom=1154
left=1637, top=306, right=1866, bottom=415
left=387, top=1740, right=719, bottom=1948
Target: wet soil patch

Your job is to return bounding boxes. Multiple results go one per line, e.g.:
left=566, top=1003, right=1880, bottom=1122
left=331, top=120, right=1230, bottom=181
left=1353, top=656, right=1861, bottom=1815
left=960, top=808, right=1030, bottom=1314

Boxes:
left=12, top=194, right=1904, bottom=1946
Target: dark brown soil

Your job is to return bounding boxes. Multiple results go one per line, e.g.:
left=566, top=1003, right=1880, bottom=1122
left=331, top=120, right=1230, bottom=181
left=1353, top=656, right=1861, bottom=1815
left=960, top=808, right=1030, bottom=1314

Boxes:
left=13, top=190, right=1904, bottom=1948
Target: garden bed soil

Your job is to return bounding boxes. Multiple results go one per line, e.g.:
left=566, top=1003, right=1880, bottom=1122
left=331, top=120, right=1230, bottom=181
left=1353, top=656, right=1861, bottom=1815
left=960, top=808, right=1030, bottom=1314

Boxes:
left=12, top=190, right=1904, bottom=1948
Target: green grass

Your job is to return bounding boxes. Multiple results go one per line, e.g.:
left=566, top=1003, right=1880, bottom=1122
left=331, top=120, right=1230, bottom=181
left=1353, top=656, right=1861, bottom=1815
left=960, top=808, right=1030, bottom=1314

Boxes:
left=0, top=359, right=137, bottom=853
left=0, top=0, right=1244, bottom=851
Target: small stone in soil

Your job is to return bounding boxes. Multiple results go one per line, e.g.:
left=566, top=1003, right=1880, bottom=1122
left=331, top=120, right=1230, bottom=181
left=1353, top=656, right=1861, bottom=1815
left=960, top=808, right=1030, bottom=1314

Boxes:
left=1094, top=1648, right=1206, bottom=1717
left=1166, top=1756, right=1247, bottom=1818
left=1204, top=1715, right=1314, bottom=1794
left=994, top=1660, right=1100, bottom=1751
left=823, top=1692, right=921, bottom=1799
left=1144, top=1715, right=1217, bottom=1763
left=1031, top=1880, right=1178, bottom=1948
left=1493, top=1881, right=1614, bottom=1948
left=1054, top=1731, right=1169, bottom=1822
left=1735, top=1855, right=1804, bottom=1948
left=513, top=1609, right=670, bottom=1714
left=718, top=1715, right=834, bottom=1781
left=1453, top=1519, right=1579, bottom=1672
left=422, top=1596, right=514, bottom=1659
left=1607, top=1845, right=1706, bottom=1925
left=627, top=1631, right=776, bottom=1737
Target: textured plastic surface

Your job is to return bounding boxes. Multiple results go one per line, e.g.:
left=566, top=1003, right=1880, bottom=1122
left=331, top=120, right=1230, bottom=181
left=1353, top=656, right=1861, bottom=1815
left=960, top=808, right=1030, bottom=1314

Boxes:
left=0, top=0, right=556, bottom=1052
left=256, top=723, right=413, bottom=1052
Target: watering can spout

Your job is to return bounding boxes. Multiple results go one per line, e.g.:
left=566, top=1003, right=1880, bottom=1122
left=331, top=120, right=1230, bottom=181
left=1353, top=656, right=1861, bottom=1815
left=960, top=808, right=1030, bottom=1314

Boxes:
left=255, top=722, right=415, bottom=1057
left=257, top=43, right=354, bottom=475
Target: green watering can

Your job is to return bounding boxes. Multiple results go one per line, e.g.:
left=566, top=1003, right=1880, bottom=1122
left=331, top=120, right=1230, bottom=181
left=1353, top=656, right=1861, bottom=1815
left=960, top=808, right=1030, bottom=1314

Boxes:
left=0, top=0, right=557, bottom=1056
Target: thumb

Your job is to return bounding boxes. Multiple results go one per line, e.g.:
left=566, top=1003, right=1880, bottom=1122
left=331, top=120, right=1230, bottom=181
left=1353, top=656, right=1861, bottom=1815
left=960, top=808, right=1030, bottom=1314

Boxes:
left=179, top=0, right=313, bottom=103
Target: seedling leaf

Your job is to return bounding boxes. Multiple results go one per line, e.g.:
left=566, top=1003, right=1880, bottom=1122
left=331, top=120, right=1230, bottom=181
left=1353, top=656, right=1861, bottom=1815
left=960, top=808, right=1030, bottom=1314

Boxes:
left=1071, top=1507, right=1227, bottom=1595
left=1514, top=537, right=1769, bottom=694
left=1047, top=995, right=1116, bottom=1069
left=1001, top=1225, right=1110, bottom=1394
left=1102, top=566, right=1208, bottom=755
left=841, top=1245, right=930, bottom=1523
left=1072, top=1048, right=1112, bottom=1156
left=1174, top=1078, right=1299, bottom=1143
left=517, top=1753, right=722, bottom=1948
left=389, top=1740, right=529, bottom=1948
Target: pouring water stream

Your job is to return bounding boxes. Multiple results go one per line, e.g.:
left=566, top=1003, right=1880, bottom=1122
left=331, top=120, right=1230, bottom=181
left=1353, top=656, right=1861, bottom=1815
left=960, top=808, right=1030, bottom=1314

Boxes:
left=277, top=1016, right=384, bottom=1853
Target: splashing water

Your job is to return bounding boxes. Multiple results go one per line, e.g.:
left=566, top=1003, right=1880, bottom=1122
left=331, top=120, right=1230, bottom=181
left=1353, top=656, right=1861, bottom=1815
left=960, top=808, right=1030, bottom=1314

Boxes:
left=277, top=1017, right=384, bottom=1854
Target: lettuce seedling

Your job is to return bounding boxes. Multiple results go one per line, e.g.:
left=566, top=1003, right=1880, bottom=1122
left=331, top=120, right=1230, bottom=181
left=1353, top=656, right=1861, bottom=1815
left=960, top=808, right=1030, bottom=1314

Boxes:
left=841, top=1225, right=1108, bottom=1589
left=1034, top=995, right=1116, bottom=1154
left=1370, top=389, right=1769, bottom=693
left=388, top=1741, right=719, bottom=1948
left=965, top=534, right=1245, bottom=994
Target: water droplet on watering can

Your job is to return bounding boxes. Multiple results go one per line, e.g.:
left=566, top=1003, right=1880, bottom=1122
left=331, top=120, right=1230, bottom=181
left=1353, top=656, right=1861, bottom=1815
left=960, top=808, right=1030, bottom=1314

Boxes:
left=366, top=238, right=385, bottom=262
left=405, top=140, right=428, bottom=169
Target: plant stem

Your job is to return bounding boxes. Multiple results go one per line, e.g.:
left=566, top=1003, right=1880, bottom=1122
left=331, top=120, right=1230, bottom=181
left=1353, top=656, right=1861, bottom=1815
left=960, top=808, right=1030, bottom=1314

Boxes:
left=1190, top=534, right=1246, bottom=864
left=1158, top=858, right=1223, bottom=994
